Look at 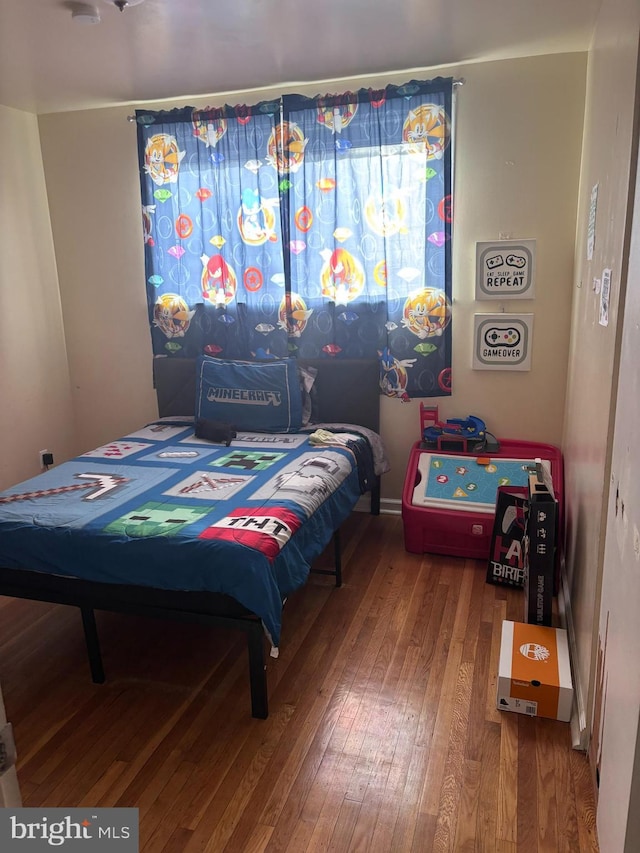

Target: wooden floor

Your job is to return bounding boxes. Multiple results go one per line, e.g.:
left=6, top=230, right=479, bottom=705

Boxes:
left=0, top=514, right=598, bottom=852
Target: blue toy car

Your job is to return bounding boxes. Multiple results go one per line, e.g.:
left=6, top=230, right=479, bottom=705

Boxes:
left=423, top=415, right=486, bottom=443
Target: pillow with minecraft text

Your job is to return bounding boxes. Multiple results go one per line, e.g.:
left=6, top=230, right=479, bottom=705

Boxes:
left=195, top=356, right=303, bottom=433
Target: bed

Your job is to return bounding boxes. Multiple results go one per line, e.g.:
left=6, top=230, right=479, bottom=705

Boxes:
left=0, top=357, right=384, bottom=718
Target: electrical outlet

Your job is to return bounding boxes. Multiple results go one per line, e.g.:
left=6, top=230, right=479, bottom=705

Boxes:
left=39, top=449, right=54, bottom=468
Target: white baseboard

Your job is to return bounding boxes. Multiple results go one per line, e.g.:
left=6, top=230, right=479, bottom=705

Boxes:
left=380, top=497, right=402, bottom=515
left=558, top=570, right=589, bottom=751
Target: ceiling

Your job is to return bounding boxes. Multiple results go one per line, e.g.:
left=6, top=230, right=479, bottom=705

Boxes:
left=0, top=0, right=601, bottom=115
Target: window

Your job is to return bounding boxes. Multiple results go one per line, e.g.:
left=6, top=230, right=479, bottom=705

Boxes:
left=137, top=78, right=453, bottom=398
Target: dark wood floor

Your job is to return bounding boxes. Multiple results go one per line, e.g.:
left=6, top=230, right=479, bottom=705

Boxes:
left=0, top=514, right=598, bottom=852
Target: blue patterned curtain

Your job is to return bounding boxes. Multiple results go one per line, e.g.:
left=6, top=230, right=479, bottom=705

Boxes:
left=137, top=101, right=289, bottom=361
left=137, top=77, right=453, bottom=398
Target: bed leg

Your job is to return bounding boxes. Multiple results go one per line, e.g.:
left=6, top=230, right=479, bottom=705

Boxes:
left=370, top=476, right=381, bottom=515
left=246, top=623, right=268, bottom=719
left=333, top=530, right=342, bottom=588
left=80, top=607, right=105, bottom=684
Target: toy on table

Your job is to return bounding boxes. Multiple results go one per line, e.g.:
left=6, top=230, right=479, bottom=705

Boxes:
left=420, top=404, right=500, bottom=453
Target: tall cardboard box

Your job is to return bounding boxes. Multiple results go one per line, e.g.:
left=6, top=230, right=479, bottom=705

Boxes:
left=523, top=461, right=558, bottom=625
left=497, top=620, right=573, bottom=721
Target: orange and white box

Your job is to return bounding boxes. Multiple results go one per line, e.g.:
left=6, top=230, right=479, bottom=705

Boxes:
left=497, top=620, right=573, bottom=721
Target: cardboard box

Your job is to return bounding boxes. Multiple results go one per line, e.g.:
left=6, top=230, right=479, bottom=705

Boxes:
left=497, top=620, right=573, bottom=721
left=486, top=485, right=528, bottom=588
left=523, top=461, right=558, bottom=625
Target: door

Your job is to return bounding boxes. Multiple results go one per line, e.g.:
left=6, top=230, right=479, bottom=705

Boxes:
left=0, top=680, right=21, bottom=808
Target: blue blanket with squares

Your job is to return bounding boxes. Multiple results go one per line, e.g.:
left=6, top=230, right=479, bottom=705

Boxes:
left=0, top=422, right=370, bottom=647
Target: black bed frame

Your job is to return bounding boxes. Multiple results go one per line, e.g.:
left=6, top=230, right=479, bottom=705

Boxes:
left=0, top=358, right=381, bottom=719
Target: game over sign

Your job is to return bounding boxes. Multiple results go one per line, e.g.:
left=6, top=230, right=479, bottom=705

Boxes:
left=476, top=239, right=536, bottom=299
left=472, top=314, right=533, bottom=371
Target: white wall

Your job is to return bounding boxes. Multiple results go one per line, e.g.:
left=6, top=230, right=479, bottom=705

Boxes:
left=37, top=53, right=586, bottom=501
left=0, top=104, right=75, bottom=490
left=590, top=3, right=640, bottom=843
left=561, top=0, right=640, bottom=754
left=596, top=149, right=640, bottom=853
left=37, top=107, right=159, bottom=454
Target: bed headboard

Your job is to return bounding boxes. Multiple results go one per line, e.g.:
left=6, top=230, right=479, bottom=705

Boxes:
left=153, top=357, right=381, bottom=433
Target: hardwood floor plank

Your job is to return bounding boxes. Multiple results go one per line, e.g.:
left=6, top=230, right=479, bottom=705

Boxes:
left=570, top=747, right=599, bottom=852
left=257, top=531, right=399, bottom=842
left=342, top=562, right=417, bottom=804
left=452, top=757, right=482, bottom=852
left=389, top=744, right=431, bottom=850
left=495, top=840, right=518, bottom=852
left=461, top=562, right=488, bottom=664
left=141, top=758, right=198, bottom=853
left=325, top=797, right=360, bottom=853
left=536, top=718, right=560, bottom=853
left=465, top=618, right=493, bottom=762
left=45, top=693, right=167, bottom=809
left=516, top=715, right=538, bottom=853
left=185, top=704, right=297, bottom=851
left=0, top=515, right=599, bottom=852
left=410, top=812, right=437, bottom=852
left=226, top=524, right=400, bottom=845
left=238, top=823, right=274, bottom=853
left=78, top=760, right=129, bottom=808
left=303, top=716, right=361, bottom=851
left=346, top=800, right=380, bottom=853
left=550, top=717, right=581, bottom=853
left=102, top=660, right=245, bottom=809
left=412, top=581, right=455, bottom=750
left=366, top=645, right=425, bottom=851
left=476, top=721, right=501, bottom=853
left=159, top=827, right=194, bottom=852
left=431, top=659, right=474, bottom=849
left=486, top=598, right=508, bottom=724
left=418, top=564, right=476, bottom=819
left=497, top=709, right=519, bottom=846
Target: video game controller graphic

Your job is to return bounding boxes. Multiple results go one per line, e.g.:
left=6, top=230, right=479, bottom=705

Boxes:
left=506, top=254, right=526, bottom=269
left=483, top=327, right=521, bottom=347
left=486, top=254, right=504, bottom=270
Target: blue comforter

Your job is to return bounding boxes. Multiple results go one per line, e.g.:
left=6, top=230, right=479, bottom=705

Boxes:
left=0, top=422, right=369, bottom=647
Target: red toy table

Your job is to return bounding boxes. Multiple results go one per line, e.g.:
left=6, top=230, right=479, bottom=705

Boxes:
left=402, top=439, right=563, bottom=562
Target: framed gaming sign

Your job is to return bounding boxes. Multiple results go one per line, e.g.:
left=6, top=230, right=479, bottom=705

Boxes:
left=473, top=313, right=533, bottom=371
left=476, top=239, right=536, bottom=300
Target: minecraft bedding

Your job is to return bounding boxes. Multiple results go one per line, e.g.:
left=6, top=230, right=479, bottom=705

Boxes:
left=0, top=420, right=374, bottom=648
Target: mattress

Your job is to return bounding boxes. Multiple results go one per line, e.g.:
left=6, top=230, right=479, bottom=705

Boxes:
left=0, top=421, right=373, bottom=647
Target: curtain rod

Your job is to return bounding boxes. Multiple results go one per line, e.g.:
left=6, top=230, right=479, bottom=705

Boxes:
left=126, top=77, right=465, bottom=122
